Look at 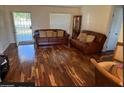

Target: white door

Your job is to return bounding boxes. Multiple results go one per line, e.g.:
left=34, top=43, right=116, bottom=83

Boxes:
left=13, top=12, right=33, bottom=45
left=103, top=6, right=123, bottom=51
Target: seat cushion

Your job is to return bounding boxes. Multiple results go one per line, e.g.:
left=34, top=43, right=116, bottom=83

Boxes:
left=48, top=37, right=57, bottom=42
left=98, top=62, right=123, bottom=81
left=38, top=37, right=48, bottom=42
left=109, top=63, right=123, bottom=80
left=57, top=37, right=66, bottom=41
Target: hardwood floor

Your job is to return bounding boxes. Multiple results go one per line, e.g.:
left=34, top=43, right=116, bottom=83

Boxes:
left=4, top=44, right=96, bottom=86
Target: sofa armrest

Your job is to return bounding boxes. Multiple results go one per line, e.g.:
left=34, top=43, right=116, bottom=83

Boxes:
left=33, top=31, right=39, bottom=38
left=33, top=31, right=40, bottom=46
left=82, top=41, right=104, bottom=54
left=98, top=62, right=116, bottom=71
left=64, top=32, right=69, bottom=38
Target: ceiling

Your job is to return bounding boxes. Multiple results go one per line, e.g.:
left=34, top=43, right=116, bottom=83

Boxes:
left=47, top=5, right=83, bottom=8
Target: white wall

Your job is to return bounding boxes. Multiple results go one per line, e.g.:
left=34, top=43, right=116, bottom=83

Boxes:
left=118, top=23, right=123, bottom=43
left=5, top=6, right=81, bottom=43
left=81, top=5, right=113, bottom=35
left=0, top=6, right=10, bottom=53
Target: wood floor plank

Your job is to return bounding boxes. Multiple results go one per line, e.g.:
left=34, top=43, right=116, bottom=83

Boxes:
left=4, top=44, right=96, bottom=86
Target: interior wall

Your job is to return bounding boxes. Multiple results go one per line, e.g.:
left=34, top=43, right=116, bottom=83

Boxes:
left=5, top=5, right=81, bottom=43
left=0, top=6, right=10, bottom=53
left=50, top=13, right=71, bottom=34
left=81, top=5, right=113, bottom=35
left=118, top=23, right=123, bottom=43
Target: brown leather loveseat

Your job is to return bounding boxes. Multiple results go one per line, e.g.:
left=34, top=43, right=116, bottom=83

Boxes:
left=34, top=29, right=69, bottom=46
left=70, top=30, right=106, bottom=54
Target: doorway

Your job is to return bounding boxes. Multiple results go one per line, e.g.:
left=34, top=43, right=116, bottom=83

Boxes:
left=12, top=12, right=33, bottom=46
left=103, top=6, right=123, bottom=51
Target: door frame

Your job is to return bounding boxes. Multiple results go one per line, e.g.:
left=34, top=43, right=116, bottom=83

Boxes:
left=12, top=11, right=33, bottom=46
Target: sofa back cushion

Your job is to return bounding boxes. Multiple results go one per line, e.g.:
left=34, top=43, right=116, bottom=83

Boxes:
left=35, top=29, right=66, bottom=38
left=53, top=31, right=57, bottom=37
left=58, top=31, right=64, bottom=37
left=46, top=31, right=53, bottom=37
left=39, top=31, right=46, bottom=37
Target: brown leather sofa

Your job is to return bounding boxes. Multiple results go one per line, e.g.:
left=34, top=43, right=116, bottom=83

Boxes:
left=70, top=30, right=106, bottom=54
left=34, top=29, right=69, bottom=46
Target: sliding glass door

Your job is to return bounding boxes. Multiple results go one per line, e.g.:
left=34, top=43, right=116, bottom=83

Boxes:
left=12, top=12, right=33, bottom=45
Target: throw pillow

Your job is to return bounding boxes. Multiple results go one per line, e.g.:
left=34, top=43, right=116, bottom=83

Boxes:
left=86, top=35, right=95, bottom=43
left=109, top=63, right=123, bottom=80
left=77, top=33, right=87, bottom=42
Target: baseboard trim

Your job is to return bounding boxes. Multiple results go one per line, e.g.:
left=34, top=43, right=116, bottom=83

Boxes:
left=99, top=50, right=114, bottom=54
left=3, top=43, right=16, bottom=54
left=0, top=43, right=10, bottom=54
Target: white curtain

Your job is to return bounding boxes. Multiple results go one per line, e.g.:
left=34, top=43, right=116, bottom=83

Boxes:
left=50, top=13, right=71, bottom=34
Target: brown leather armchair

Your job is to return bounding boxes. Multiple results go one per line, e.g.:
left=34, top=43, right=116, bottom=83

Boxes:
left=70, top=30, right=106, bottom=54
left=90, top=43, right=123, bottom=86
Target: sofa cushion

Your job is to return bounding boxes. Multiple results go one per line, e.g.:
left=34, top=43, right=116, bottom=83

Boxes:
left=48, top=37, right=57, bottom=42
left=109, top=63, right=123, bottom=80
left=38, top=37, right=48, bottom=42
left=86, top=35, right=95, bottom=43
left=58, top=31, right=64, bottom=37
left=46, top=31, right=53, bottom=37
left=39, top=31, right=47, bottom=37
left=77, top=33, right=87, bottom=42
left=52, top=31, right=57, bottom=37
left=99, top=62, right=123, bottom=81
left=58, top=37, right=66, bottom=41
left=71, top=39, right=85, bottom=51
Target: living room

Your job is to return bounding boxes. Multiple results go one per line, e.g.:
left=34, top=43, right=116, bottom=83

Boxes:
left=0, top=5, right=123, bottom=87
